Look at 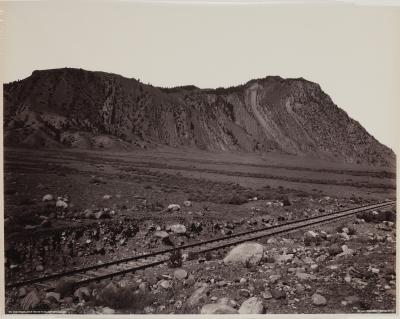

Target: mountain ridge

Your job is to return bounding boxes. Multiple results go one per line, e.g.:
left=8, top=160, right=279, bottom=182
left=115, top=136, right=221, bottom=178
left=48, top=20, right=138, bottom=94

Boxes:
left=3, top=67, right=395, bottom=167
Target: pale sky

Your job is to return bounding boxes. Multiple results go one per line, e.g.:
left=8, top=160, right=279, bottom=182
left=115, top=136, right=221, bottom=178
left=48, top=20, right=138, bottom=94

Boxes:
left=0, top=1, right=399, bottom=153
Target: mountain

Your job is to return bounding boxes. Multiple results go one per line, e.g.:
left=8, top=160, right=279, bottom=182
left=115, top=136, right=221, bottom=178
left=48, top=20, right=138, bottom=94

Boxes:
left=3, top=68, right=395, bottom=167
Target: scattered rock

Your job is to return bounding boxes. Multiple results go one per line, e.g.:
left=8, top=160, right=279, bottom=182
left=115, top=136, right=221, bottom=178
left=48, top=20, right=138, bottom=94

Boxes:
left=217, top=297, right=237, bottom=308
left=174, top=269, right=188, bottom=280
left=101, top=307, right=115, bottom=314
left=144, top=306, right=155, bottom=313
left=42, top=194, right=53, bottom=202
left=54, top=279, right=76, bottom=298
left=271, top=289, right=286, bottom=300
left=40, top=219, right=51, bottom=228
left=138, top=282, right=149, bottom=292
left=154, top=230, right=169, bottom=239
left=238, top=289, right=250, bottom=298
left=103, top=195, right=112, bottom=200
left=239, top=297, right=264, bottom=314
left=274, top=253, right=294, bottom=263
left=94, top=211, right=110, bottom=219
left=174, top=300, right=183, bottom=309
left=295, top=283, right=305, bottom=293
left=84, top=210, right=94, bottom=219
left=184, top=200, right=192, bottom=207
left=201, top=303, right=238, bottom=314
left=224, top=242, right=264, bottom=266
left=269, top=274, right=281, bottom=284
left=56, top=199, right=68, bottom=209
left=167, top=204, right=181, bottom=212
left=90, top=176, right=107, bottom=184
left=328, top=243, right=342, bottom=256
left=186, top=285, right=209, bottom=307
left=311, top=293, right=327, bottom=306
left=302, top=256, right=315, bottom=264
left=35, top=264, right=44, bottom=272
left=21, top=289, right=40, bottom=310
left=216, top=280, right=228, bottom=287
left=18, top=287, right=27, bottom=298
left=45, top=292, right=61, bottom=303
left=73, top=286, right=92, bottom=301
left=337, top=245, right=354, bottom=257
left=168, top=224, right=187, bottom=234
left=340, top=232, right=350, bottom=241
left=304, top=231, right=320, bottom=246
left=262, top=290, right=273, bottom=299
left=343, top=295, right=361, bottom=306
left=370, top=267, right=380, bottom=274
left=159, top=280, right=172, bottom=289
left=296, top=272, right=317, bottom=281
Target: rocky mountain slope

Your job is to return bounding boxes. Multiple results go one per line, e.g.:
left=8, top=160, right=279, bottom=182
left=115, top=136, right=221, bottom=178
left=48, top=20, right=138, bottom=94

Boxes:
left=3, top=68, right=395, bottom=166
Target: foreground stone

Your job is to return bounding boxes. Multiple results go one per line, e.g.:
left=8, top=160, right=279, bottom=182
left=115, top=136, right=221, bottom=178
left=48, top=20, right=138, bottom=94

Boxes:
left=21, top=290, right=40, bottom=311
left=311, top=293, right=327, bottom=306
left=154, top=231, right=169, bottom=239
left=42, top=194, right=53, bottom=202
left=200, top=303, right=238, bottom=314
left=54, top=279, right=76, bottom=298
left=56, top=199, right=68, bottom=208
left=174, top=268, right=188, bottom=280
left=239, top=297, right=264, bottom=314
left=184, top=200, right=192, bottom=207
left=296, top=272, right=317, bottom=281
left=73, top=286, right=92, bottom=301
left=224, top=242, right=264, bottom=266
left=186, top=285, right=209, bottom=307
left=168, top=224, right=187, bottom=234
left=167, top=204, right=181, bottom=212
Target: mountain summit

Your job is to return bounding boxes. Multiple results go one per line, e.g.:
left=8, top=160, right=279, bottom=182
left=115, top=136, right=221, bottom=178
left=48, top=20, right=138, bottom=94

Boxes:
left=3, top=68, right=395, bottom=167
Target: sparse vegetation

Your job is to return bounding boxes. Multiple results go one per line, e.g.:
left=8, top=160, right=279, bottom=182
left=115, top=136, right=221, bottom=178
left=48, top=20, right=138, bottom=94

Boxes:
left=168, top=248, right=183, bottom=268
left=95, top=283, right=154, bottom=311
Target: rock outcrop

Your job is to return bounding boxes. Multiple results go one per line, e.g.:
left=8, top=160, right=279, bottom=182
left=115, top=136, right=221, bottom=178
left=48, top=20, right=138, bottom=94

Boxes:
left=4, top=68, right=395, bottom=166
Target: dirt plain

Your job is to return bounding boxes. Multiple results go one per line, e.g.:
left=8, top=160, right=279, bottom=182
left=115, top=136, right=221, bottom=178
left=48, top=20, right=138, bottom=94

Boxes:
left=3, top=147, right=397, bottom=314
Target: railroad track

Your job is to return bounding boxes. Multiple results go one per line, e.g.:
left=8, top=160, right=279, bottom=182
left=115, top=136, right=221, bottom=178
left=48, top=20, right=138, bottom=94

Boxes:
left=6, top=200, right=395, bottom=291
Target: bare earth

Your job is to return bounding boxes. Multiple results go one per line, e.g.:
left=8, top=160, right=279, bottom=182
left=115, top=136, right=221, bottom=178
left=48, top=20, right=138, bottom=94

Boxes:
left=3, top=147, right=396, bottom=314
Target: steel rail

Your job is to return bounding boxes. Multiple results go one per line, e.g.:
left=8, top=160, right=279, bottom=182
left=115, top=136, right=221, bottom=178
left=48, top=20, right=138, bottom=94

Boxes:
left=6, top=200, right=395, bottom=289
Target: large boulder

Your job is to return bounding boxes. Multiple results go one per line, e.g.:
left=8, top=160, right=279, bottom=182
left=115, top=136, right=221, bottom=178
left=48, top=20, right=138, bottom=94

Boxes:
left=223, top=242, right=264, bottom=266
left=239, top=297, right=264, bottom=314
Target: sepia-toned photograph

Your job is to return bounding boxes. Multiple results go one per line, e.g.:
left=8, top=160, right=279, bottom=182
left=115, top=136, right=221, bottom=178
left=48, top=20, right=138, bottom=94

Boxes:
left=1, top=0, right=398, bottom=316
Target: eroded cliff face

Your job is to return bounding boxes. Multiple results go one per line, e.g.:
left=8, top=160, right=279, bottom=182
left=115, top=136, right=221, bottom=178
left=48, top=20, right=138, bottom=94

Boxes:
left=3, top=68, right=395, bottom=166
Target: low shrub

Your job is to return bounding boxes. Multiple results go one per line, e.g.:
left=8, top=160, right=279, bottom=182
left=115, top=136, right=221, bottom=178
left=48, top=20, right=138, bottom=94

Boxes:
left=168, top=249, right=183, bottom=268
left=95, top=283, right=154, bottom=311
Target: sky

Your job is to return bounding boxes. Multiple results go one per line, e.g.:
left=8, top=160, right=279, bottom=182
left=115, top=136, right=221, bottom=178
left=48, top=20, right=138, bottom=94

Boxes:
left=0, top=1, right=399, bottom=153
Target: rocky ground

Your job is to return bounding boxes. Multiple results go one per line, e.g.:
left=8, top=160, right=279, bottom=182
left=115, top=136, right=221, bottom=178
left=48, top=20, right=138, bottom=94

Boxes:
left=3, top=148, right=396, bottom=314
